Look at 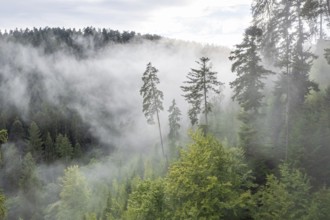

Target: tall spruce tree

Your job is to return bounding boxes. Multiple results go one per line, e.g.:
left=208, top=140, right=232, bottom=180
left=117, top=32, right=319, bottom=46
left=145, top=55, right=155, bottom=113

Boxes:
left=55, top=134, right=73, bottom=163
left=140, top=62, right=165, bottom=157
left=230, top=26, right=273, bottom=113
left=253, top=0, right=319, bottom=160
left=18, top=152, right=42, bottom=219
left=168, top=99, right=181, bottom=141
left=181, top=57, right=223, bottom=126
left=230, top=26, right=273, bottom=156
left=57, top=165, right=90, bottom=220
left=44, top=132, right=55, bottom=162
left=10, top=118, right=24, bottom=142
left=27, top=121, right=43, bottom=160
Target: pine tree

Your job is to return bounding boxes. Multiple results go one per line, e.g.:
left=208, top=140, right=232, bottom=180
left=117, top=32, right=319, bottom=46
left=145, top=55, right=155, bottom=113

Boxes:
left=73, top=142, right=82, bottom=159
left=253, top=0, right=319, bottom=160
left=181, top=57, right=223, bottom=126
left=230, top=26, right=273, bottom=113
left=10, top=118, right=24, bottom=142
left=27, top=121, right=43, bottom=160
left=252, top=164, right=311, bottom=219
left=55, top=134, right=73, bottom=162
left=44, top=132, right=55, bottom=162
left=18, top=152, right=42, bottom=219
left=140, top=62, right=165, bottom=157
left=230, top=26, right=273, bottom=156
left=57, top=165, right=90, bottom=220
left=19, top=153, right=39, bottom=192
left=168, top=99, right=181, bottom=140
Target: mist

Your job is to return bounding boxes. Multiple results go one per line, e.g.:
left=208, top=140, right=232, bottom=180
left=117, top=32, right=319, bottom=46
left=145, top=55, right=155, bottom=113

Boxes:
left=0, top=30, right=238, bottom=219
left=1, top=0, right=330, bottom=219
left=0, top=36, right=232, bottom=150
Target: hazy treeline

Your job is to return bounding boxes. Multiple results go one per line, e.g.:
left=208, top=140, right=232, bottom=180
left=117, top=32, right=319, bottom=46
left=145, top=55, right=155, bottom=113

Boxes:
left=0, top=27, right=160, bottom=56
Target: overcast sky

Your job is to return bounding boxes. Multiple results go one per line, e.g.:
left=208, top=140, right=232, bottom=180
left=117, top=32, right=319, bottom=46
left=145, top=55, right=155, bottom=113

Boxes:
left=0, top=0, right=252, bottom=47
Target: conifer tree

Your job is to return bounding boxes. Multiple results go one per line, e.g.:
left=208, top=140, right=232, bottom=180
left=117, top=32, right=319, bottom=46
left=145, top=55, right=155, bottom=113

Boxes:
left=55, top=134, right=73, bottom=162
left=57, top=165, right=90, bottom=220
left=19, top=153, right=39, bottom=192
left=73, top=142, right=82, bottom=159
left=168, top=99, right=181, bottom=141
left=27, top=121, right=43, bottom=160
left=181, top=57, right=223, bottom=126
left=230, top=26, right=273, bottom=113
left=10, top=118, right=24, bottom=142
left=230, top=26, right=273, bottom=156
left=18, top=152, right=42, bottom=219
left=252, top=0, right=319, bottom=160
left=44, top=132, right=55, bottom=162
left=140, top=62, right=165, bottom=157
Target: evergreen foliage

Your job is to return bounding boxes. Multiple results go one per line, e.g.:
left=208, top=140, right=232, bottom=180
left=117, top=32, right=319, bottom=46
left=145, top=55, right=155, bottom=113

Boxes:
left=181, top=57, right=223, bottom=126
left=140, top=62, right=165, bottom=158
left=55, top=134, right=73, bottom=162
left=57, top=165, right=90, bottom=220
left=252, top=164, right=311, bottom=219
left=126, top=179, right=165, bottom=220
left=167, top=99, right=181, bottom=141
left=230, top=26, right=273, bottom=113
left=0, top=4, right=330, bottom=218
left=140, top=63, right=164, bottom=125
left=27, top=121, right=43, bottom=160
left=230, top=26, right=273, bottom=156
left=0, top=191, right=5, bottom=219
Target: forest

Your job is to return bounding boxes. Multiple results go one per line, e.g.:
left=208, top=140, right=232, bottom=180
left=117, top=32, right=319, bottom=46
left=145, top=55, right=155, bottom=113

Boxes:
left=1, top=0, right=330, bottom=219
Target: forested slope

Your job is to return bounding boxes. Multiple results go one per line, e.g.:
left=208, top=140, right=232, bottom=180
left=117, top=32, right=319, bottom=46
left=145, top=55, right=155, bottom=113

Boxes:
left=2, top=0, right=330, bottom=219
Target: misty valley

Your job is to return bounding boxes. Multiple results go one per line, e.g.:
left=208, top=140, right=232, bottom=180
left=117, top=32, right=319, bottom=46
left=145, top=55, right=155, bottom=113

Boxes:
left=2, top=1, right=330, bottom=219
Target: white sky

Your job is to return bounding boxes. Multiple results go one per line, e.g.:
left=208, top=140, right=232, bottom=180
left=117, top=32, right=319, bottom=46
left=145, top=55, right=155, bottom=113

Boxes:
left=0, top=0, right=252, bottom=47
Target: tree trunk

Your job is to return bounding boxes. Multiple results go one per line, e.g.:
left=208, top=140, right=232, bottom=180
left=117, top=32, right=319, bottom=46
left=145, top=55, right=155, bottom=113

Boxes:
left=284, top=4, right=290, bottom=161
left=156, top=108, right=168, bottom=167
left=320, top=0, right=324, bottom=39
left=203, top=65, right=208, bottom=126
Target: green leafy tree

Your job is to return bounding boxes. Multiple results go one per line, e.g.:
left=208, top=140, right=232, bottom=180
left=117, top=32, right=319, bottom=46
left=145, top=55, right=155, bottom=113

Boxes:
left=165, top=131, right=254, bottom=219
left=167, top=99, right=181, bottom=141
left=252, top=164, right=311, bottom=220
left=57, top=165, right=91, bottom=220
left=2, top=144, right=21, bottom=193
left=126, top=179, right=165, bottom=220
left=19, top=153, right=39, bottom=193
left=306, top=187, right=330, bottom=220
left=181, top=57, right=223, bottom=126
left=0, top=129, right=8, bottom=144
left=0, top=191, right=6, bottom=219
left=27, top=121, right=43, bottom=160
left=102, top=192, right=113, bottom=220
left=140, top=62, right=165, bottom=157
left=0, top=129, right=7, bottom=166
left=18, top=152, right=42, bottom=219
